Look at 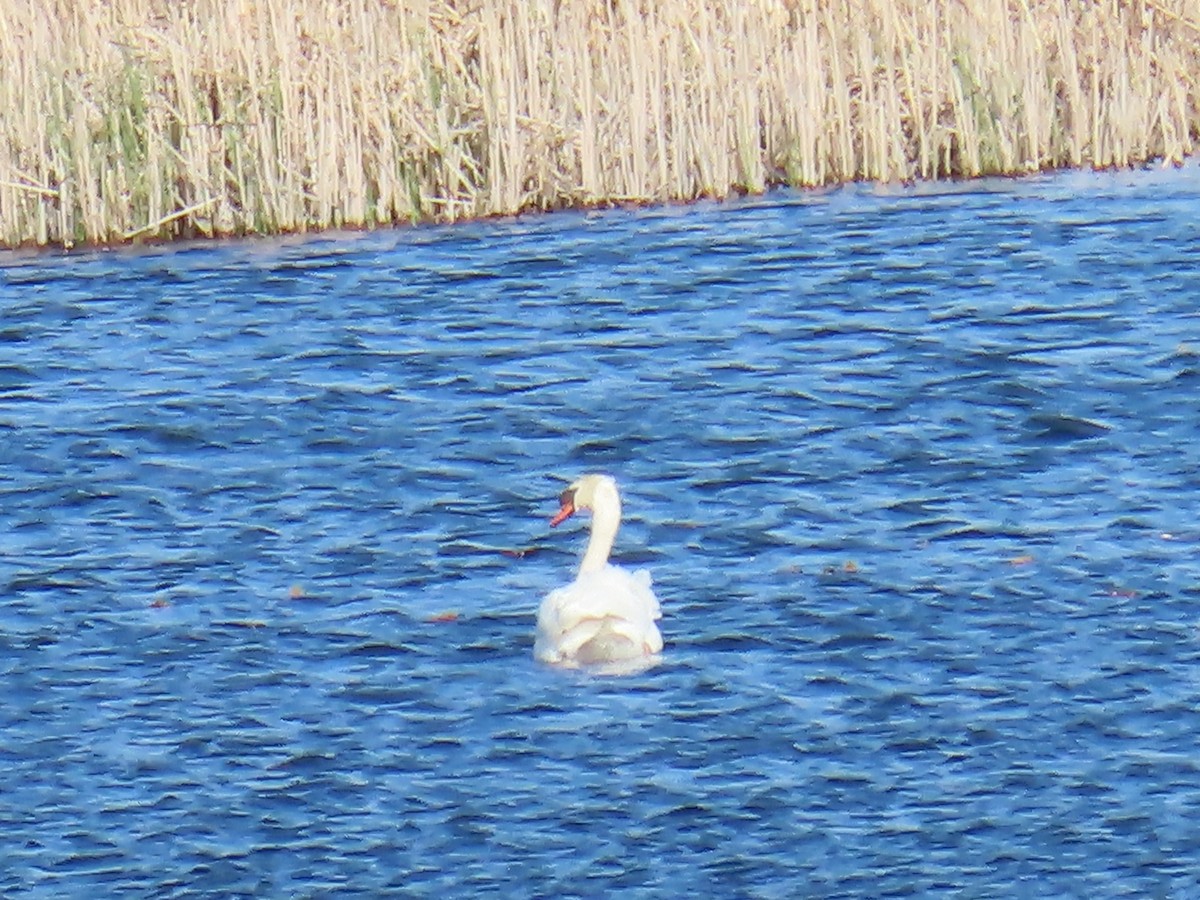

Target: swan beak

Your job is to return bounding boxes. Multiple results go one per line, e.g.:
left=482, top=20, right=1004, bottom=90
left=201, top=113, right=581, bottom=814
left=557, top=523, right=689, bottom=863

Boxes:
left=549, top=489, right=576, bottom=527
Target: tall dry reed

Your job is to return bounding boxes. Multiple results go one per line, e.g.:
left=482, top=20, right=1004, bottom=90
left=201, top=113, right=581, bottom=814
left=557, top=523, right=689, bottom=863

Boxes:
left=1, top=0, right=1197, bottom=247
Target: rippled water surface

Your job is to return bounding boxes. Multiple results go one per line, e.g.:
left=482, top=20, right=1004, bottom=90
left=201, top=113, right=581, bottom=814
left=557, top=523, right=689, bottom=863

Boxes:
left=4, top=164, right=1200, bottom=896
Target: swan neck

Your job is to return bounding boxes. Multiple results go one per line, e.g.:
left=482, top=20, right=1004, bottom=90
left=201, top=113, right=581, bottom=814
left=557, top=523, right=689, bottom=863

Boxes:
left=579, top=486, right=621, bottom=574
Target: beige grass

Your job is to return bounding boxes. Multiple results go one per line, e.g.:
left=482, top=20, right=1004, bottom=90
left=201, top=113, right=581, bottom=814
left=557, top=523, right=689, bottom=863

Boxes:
left=1, top=0, right=1197, bottom=247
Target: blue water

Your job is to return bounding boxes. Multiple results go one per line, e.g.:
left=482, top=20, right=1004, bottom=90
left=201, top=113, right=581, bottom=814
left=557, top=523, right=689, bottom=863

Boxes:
left=3, top=163, right=1200, bottom=897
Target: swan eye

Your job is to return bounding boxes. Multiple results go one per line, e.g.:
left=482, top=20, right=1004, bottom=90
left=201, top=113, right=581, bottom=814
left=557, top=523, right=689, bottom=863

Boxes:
left=559, top=487, right=576, bottom=507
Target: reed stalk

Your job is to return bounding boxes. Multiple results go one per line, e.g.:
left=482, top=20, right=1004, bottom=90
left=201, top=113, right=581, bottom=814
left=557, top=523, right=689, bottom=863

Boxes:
left=1, top=0, right=1197, bottom=248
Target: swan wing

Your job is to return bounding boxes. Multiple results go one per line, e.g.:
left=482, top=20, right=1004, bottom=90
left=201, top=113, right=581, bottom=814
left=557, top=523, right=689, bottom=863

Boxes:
left=536, top=564, right=663, bottom=665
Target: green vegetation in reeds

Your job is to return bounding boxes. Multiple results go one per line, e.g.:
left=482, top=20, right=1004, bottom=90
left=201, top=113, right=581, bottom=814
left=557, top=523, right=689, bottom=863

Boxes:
left=1, top=0, right=1197, bottom=248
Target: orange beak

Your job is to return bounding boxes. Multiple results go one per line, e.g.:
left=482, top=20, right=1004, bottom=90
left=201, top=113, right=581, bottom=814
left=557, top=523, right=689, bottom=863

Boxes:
left=549, top=489, right=576, bottom=527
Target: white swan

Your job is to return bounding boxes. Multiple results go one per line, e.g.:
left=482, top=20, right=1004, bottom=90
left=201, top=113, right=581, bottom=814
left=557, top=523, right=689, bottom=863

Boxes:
left=534, top=474, right=663, bottom=670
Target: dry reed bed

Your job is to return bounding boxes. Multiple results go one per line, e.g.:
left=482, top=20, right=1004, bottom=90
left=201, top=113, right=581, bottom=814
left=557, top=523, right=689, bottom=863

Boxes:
left=1, top=0, right=1197, bottom=247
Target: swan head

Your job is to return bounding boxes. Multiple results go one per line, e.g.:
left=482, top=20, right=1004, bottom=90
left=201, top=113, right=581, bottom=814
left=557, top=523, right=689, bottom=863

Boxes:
left=550, top=473, right=619, bottom=527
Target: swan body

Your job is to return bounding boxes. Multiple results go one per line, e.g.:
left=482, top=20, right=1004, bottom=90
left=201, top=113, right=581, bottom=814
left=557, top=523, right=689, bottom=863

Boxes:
left=535, top=474, right=663, bottom=670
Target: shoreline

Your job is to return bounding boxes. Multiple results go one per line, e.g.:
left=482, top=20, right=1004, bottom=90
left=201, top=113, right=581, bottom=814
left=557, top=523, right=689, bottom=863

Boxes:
left=2, top=157, right=1196, bottom=256
left=3, top=0, right=1198, bottom=250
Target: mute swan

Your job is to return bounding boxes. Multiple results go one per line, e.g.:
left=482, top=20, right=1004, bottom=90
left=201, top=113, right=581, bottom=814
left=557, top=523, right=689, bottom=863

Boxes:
left=534, top=474, right=663, bottom=670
